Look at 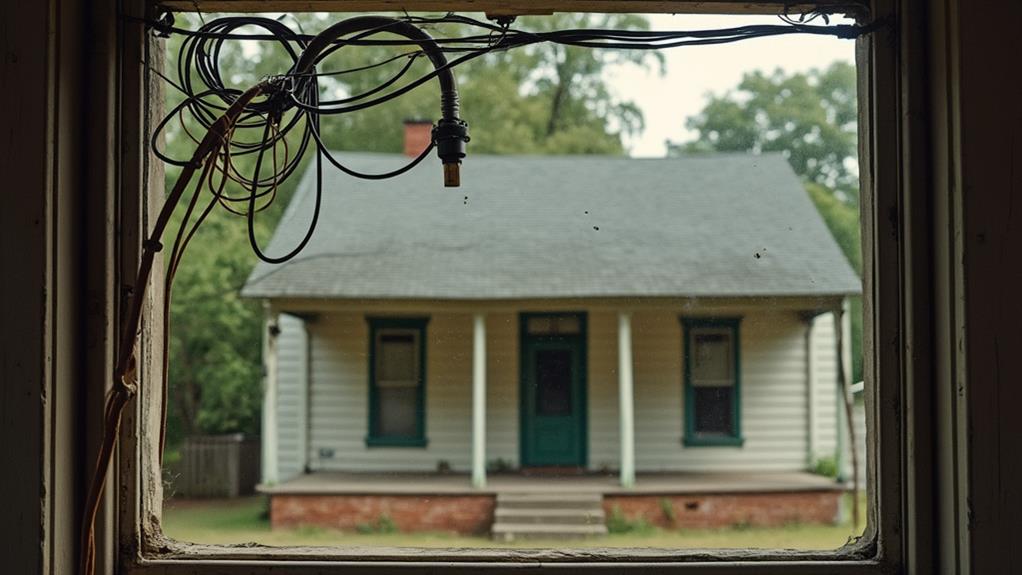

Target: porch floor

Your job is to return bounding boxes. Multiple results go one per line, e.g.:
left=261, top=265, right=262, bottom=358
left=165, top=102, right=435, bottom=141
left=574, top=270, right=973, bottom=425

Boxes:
left=260, top=470, right=843, bottom=496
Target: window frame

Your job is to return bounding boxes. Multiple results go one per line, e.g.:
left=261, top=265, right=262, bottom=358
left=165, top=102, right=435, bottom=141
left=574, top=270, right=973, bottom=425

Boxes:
left=365, top=317, right=430, bottom=447
left=681, top=317, right=744, bottom=447
left=110, top=0, right=941, bottom=573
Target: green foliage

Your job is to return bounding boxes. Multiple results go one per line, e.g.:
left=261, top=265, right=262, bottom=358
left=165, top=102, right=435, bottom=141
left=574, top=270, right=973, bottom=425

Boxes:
left=658, top=498, right=677, bottom=525
left=811, top=455, right=840, bottom=479
left=160, top=13, right=657, bottom=449
left=805, top=182, right=861, bottom=273
left=165, top=207, right=268, bottom=442
left=356, top=514, right=399, bottom=534
left=675, top=62, right=858, bottom=198
left=487, top=458, right=514, bottom=472
left=606, top=506, right=657, bottom=535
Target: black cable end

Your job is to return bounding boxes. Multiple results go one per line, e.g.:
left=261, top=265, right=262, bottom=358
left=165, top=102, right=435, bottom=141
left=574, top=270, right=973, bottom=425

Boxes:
left=433, top=118, right=469, bottom=188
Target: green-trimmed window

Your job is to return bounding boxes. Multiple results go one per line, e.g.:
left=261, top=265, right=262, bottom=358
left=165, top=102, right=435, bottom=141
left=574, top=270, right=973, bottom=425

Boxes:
left=366, top=317, right=429, bottom=447
left=682, top=317, right=743, bottom=447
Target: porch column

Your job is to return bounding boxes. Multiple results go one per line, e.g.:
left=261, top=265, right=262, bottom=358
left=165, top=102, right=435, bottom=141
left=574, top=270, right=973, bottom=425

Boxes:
left=618, top=312, right=636, bottom=488
left=472, top=313, right=487, bottom=489
left=261, top=304, right=280, bottom=485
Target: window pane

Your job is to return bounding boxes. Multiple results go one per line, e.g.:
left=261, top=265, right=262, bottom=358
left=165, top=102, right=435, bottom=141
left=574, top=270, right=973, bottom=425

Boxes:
left=378, top=333, right=416, bottom=381
left=553, top=315, right=581, bottom=335
left=526, top=317, right=553, bottom=335
left=535, top=349, right=573, bottom=416
left=527, top=315, right=582, bottom=336
left=694, top=387, right=734, bottom=435
left=378, top=387, right=417, bottom=437
left=158, top=11, right=868, bottom=553
left=691, top=331, right=732, bottom=384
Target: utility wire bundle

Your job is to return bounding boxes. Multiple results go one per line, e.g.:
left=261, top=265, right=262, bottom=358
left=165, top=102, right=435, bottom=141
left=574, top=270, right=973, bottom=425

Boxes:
left=79, top=11, right=880, bottom=575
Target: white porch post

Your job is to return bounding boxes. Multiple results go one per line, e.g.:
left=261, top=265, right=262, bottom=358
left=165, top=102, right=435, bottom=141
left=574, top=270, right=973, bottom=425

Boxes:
left=472, top=313, right=487, bottom=489
left=261, top=304, right=280, bottom=485
left=618, top=312, right=636, bottom=488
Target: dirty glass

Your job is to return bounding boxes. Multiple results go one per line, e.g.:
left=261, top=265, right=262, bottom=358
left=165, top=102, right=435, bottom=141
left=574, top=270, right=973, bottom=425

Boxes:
left=158, top=9, right=868, bottom=554
left=535, top=349, right=574, bottom=416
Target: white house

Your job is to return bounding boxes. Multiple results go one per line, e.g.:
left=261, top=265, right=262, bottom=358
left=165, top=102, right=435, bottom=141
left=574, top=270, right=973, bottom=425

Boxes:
left=242, top=125, right=861, bottom=537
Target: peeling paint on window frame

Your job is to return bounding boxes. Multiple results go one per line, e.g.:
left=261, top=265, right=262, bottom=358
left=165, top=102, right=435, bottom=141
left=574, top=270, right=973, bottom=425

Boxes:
left=113, top=0, right=925, bottom=573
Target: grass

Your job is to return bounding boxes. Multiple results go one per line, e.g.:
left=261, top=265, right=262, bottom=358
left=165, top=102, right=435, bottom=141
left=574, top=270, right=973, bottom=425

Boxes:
left=162, top=494, right=867, bottom=550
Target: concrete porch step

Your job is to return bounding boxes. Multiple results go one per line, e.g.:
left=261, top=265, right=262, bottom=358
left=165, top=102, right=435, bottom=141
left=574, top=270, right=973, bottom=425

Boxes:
left=495, top=507, right=605, bottom=525
left=495, top=493, right=604, bottom=509
left=491, top=522, right=609, bottom=541
left=491, top=492, right=607, bottom=541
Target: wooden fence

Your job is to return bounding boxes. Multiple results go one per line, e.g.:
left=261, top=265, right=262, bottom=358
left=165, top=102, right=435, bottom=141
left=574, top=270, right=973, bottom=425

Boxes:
left=171, top=434, right=261, bottom=498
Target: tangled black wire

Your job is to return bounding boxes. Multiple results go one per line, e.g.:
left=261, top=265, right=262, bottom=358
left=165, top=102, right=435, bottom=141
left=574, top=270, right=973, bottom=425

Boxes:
left=150, top=11, right=881, bottom=266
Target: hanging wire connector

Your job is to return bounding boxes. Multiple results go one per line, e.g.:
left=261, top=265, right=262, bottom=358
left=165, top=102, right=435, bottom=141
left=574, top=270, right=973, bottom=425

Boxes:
left=434, top=116, right=470, bottom=187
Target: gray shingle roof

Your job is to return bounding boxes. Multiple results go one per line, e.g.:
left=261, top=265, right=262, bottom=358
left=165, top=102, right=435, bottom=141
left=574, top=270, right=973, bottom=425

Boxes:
left=242, top=152, right=860, bottom=300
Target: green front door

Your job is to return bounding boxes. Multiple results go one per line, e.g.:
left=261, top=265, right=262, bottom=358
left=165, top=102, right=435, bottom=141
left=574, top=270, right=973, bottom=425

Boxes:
left=520, top=314, right=587, bottom=468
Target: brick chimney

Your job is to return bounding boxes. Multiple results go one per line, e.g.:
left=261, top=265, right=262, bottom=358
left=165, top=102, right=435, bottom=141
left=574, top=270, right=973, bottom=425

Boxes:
left=403, top=119, right=433, bottom=157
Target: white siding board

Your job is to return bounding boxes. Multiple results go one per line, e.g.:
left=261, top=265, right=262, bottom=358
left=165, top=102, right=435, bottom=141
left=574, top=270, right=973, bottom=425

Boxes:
left=275, top=313, right=308, bottom=481
left=587, top=311, right=620, bottom=470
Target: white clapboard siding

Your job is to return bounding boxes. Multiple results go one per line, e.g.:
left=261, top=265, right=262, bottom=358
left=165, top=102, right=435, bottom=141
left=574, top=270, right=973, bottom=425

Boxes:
left=588, top=311, right=621, bottom=470
left=275, top=313, right=308, bottom=481
left=307, top=313, right=473, bottom=472
left=485, top=313, right=520, bottom=466
left=631, top=310, right=825, bottom=472
left=280, top=306, right=843, bottom=474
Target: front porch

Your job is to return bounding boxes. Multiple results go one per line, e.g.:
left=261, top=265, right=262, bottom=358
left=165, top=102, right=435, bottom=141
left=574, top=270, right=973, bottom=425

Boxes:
left=261, top=471, right=846, bottom=536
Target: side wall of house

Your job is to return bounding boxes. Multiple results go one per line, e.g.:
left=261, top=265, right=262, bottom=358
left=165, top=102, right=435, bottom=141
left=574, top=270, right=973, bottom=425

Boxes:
left=286, top=306, right=842, bottom=473
left=275, top=313, right=309, bottom=481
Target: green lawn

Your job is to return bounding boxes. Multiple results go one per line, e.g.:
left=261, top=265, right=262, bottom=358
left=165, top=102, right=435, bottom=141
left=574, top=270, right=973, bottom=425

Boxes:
left=162, top=495, right=866, bottom=549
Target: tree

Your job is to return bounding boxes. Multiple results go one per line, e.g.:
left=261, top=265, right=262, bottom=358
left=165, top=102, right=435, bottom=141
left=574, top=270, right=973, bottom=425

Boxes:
left=674, top=62, right=858, bottom=200
left=286, top=13, right=661, bottom=155
left=672, top=62, right=863, bottom=382
left=160, top=13, right=659, bottom=448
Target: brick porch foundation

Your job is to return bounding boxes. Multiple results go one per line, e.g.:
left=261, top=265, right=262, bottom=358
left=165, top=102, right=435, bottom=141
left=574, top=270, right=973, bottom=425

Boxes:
left=270, top=494, right=495, bottom=534
left=269, top=490, right=841, bottom=534
left=603, top=490, right=842, bottom=529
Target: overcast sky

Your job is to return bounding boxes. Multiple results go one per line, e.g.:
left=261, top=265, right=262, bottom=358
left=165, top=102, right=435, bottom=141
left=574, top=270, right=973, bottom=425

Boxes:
left=612, top=14, right=856, bottom=157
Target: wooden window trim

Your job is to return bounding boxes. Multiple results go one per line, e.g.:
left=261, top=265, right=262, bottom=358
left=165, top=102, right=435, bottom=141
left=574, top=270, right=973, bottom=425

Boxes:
left=681, top=317, right=744, bottom=447
left=158, top=0, right=870, bottom=16
left=365, top=317, right=430, bottom=447
left=108, top=0, right=944, bottom=573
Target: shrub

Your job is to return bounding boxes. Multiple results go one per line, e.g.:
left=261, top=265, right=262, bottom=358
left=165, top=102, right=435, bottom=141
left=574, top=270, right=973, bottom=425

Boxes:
left=356, top=514, right=398, bottom=534
left=812, top=456, right=840, bottom=479
left=659, top=498, right=677, bottom=525
left=486, top=458, right=513, bottom=472
left=606, top=505, right=657, bottom=535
